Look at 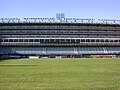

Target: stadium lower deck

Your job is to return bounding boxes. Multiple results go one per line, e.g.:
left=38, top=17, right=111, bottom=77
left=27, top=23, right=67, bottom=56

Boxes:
left=0, top=22, right=120, bottom=59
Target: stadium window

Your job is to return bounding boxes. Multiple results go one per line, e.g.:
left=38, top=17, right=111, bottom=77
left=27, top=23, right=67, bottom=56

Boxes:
left=100, top=39, right=104, bottom=42
left=56, top=39, right=60, bottom=43
left=45, top=39, right=49, bottom=43
left=4, top=39, right=9, bottom=42
left=91, top=39, right=95, bottom=42
left=40, top=39, right=44, bottom=43
left=109, top=39, right=113, bottom=42
left=114, top=40, right=118, bottom=42
left=14, top=39, right=18, bottom=42
left=105, top=39, right=109, bottom=42
left=86, top=39, right=90, bottom=42
left=24, top=39, right=29, bottom=42
left=60, top=39, right=65, bottom=43
left=54, top=39, right=57, bottom=43
left=0, top=39, right=3, bottom=42
left=9, top=39, right=14, bottom=42
left=71, top=39, right=75, bottom=43
left=66, top=39, right=70, bottom=43
left=34, top=39, right=39, bottom=42
left=81, top=39, right=85, bottom=42
left=96, top=39, right=99, bottom=42
left=76, top=39, right=80, bottom=43
left=19, top=39, right=23, bottom=42
left=29, top=39, right=33, bottom=42
left=50, top=39, right=54, bottom=43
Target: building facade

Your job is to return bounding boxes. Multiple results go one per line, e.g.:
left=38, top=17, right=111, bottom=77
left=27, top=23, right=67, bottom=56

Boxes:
left=0, top=18, right=120, bottom=58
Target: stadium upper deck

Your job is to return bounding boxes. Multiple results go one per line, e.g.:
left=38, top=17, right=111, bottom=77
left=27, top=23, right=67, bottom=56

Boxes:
left=0, top=15, right=120, bottom=38
left=0, top=22, right=120, bottom=46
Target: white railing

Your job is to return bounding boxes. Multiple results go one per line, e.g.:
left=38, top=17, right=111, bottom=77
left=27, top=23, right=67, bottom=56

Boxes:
left=0, top=18, right=120, bottom=24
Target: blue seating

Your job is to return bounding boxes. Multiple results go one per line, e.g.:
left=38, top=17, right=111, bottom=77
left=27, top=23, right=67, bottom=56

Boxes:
left=106, top=47, right=120, bottom=53
left=77, top=47, right=104, bottom=54
left=0, top=47, right=120, bottom=55
left=14, top=47, right=44, bottom=54
left=46, top=47, right=74, bottom=54
left=0, top=47, right=14, bottom=54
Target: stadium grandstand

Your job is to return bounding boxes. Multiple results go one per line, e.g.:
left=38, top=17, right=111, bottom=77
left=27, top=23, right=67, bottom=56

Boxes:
left=0, top=13, right=120, bottom=59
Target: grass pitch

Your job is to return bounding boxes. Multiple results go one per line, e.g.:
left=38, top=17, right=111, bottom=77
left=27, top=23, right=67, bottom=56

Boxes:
left=0, top=58, right=120, bottom=90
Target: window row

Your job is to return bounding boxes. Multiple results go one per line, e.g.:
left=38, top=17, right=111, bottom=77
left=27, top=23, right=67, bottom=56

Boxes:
left=0, top=39, right=120, bottom=43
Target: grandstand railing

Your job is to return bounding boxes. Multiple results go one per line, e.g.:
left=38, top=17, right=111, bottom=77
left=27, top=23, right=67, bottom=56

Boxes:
left=0, top=42, right=120, bottom=46
left=0, top=18, right=120, bottom=24
left=0, top=38, right=120, bottom=43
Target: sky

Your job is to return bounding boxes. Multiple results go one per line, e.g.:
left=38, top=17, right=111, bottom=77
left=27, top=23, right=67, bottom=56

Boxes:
left=0, top=0, right=120, bottom=19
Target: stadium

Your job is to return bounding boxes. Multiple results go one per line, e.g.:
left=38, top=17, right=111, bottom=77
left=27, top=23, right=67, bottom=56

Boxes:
left=0, top=13, right=120, bottom=59
left=0, top=12, right=120, bottom=89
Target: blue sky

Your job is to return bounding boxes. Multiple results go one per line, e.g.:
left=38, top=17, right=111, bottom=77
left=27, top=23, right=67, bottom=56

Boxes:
left=0, top=0, right=120, bottom=19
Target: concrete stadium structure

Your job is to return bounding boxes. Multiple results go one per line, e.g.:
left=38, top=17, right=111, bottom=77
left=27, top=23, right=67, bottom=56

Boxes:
left=0, top=14, right=120, bottom=58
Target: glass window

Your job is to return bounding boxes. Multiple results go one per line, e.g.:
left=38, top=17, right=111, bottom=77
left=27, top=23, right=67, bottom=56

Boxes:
left=50, top=39, right=54, bottom=43
left=19, top=39, right=23, bottom=42
left=71, top=39, right=75, bottom=43
left=4, top=39, right=8, bottom=42
left=76, top=39, right=80, bottom=43
left=45, top=39, right=49, bottom=43
left=109, top=40, right=113, bottom=42
left=81, top=39, right=85, bottom=42
left=100, top=39, right=104, bottom=42
left=60, top=39, right=65, bottom=43
left=0, top=39, right=3, bottom=42
left=96, top=39, right=99, bottom=42
left=34, top=39, right=39, bottom=42
left=66, top=39, right=70, bottom=43
left=14, top=39, right=18, bottom=42
left=24, top=39, right=29, bottom=42
left=40, top=39, right=44, bottom=43
left=9, top=39, right=14, bottom=42
left=105, top=39, right=109, bottom=42
left=114, top=40, right=118, bottom=42
left=86, top=39, right=90, bottom=42
left=29, top=39, right=33, bottom=42
left=91, top=39, right=95, bottom=42
left=56, top=39, right=60, bottom=43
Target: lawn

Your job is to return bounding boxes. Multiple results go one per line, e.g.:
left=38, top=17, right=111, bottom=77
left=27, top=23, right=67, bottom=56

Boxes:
left=0, top=58, right=120, bottom=90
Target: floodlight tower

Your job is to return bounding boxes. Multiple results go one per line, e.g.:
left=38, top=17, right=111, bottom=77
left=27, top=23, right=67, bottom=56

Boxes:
left=56, top=13, right=65, bottom=19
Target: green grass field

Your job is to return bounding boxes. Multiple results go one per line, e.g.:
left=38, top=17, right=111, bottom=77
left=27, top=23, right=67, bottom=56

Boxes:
left=0, top=58, right=120, bottom=90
